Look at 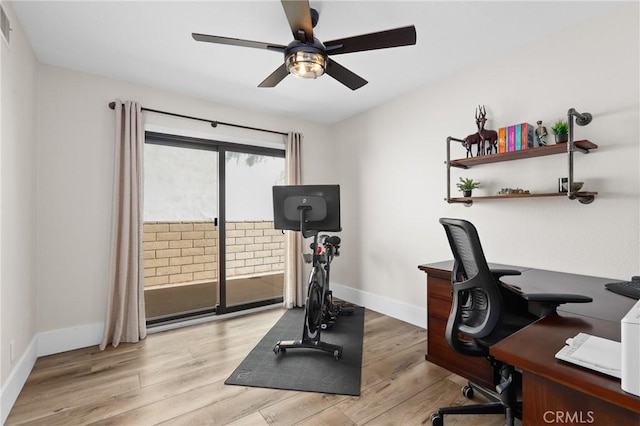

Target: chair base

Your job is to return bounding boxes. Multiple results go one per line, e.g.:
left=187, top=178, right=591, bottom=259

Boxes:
left=430, top=380, right=521, bottom=426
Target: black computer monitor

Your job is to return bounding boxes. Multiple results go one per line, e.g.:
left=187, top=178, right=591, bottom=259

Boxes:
left=273, top=185, right=341, bottom=237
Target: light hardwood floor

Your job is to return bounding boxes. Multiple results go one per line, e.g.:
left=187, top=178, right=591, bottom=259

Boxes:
left=6, top=308, right=505, bottom=425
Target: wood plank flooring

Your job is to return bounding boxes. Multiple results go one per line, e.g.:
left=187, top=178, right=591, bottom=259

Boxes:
left=6, top=308, right=506, bottom=425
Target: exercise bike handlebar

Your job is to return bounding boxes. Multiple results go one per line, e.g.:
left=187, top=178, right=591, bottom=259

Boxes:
left=310, top=235, right=341, bottom=259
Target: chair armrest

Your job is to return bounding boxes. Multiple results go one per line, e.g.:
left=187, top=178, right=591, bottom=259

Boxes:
left=490, top=269, right=521, bottom=280
left=522, top=293, right=593, bottom=304
left=522, top=293, right=593, bottom=317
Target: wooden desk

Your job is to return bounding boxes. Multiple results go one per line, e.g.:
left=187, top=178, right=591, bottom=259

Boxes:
left=418, top=261, right=640, bottom=424
left=492, top=313, right=640, bottom=425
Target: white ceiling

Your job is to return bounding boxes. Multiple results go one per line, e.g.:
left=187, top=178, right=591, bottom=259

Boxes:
left=11, top=1, right=623, bottom=124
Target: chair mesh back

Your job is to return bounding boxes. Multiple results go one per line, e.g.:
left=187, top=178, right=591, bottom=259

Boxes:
left=439, top=218, right=501, bottom=340
left=448, top=225, right=479, bottom=279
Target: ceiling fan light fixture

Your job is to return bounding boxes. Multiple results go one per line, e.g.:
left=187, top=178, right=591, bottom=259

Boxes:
left=286, top=51, right=326, bottom=79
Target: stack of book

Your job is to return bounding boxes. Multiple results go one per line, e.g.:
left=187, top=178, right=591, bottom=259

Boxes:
left=497, top=123, right=537, bottom=153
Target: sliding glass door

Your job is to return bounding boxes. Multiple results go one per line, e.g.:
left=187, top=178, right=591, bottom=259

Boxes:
left=221, top=150, right=285, bottom=312
left=142, top=142, right=219, bottom=323
left=142, top=133, right=285, bottom=324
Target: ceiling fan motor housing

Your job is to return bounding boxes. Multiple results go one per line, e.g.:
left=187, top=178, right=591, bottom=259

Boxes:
left=285, top=38, right=328, bottom=79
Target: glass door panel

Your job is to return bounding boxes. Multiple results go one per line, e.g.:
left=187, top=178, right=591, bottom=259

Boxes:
left=143, top=143, right=219, bottom=322
left=223, top=151, right=285, bottom=309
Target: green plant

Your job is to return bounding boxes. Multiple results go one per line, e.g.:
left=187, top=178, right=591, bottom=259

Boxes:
left=456, top=177, right=480, bottom=192
left=551, top=120, right=569, bottom=135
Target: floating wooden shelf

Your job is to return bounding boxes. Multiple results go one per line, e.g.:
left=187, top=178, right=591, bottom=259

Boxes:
left=450, top=140, right=598, bottom=169
left=445, top=109, right=597, bottom=206
left=449, top=191, right=598, bottom=203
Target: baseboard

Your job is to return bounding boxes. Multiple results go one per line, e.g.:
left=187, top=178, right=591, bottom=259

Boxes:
left=1, top=323, right=104, bottom=422
left=1, top=336, right=37, bottom=425
left=331, top=282, right=426, bottom=328
left=37, top=323, right=103, bottom=357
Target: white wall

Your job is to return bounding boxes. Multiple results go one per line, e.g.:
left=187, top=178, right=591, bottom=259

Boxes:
left=0, top=0, right=39, bottom=418
left=329, top=3, right=640, bottom=326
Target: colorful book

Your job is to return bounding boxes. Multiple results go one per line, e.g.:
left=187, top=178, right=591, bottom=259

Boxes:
left=507, top=126, right=516, bottom=152
left=498, top=127, right=506, bottom=153
left=515, top=124, right=522, bottom=150
left=522, top=122, right=535, bottom=149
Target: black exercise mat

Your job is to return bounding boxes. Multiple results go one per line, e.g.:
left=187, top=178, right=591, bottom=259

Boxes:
left=225, top=306, right=364, bottom=396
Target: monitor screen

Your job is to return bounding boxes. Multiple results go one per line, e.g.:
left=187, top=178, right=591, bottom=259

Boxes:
left=273, top=185, right=341, bottom=233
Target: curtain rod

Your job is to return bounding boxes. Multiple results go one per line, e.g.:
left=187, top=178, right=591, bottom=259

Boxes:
left=108, top=101, right=288, bottom=136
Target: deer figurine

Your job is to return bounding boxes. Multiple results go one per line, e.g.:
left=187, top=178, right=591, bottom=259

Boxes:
left=463, top=106, right=499, bottom=157
left=476, top=105, right=498, bottom=155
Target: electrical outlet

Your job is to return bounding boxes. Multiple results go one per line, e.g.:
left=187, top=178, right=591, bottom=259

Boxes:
left=10, top=340, right=15, bottom=363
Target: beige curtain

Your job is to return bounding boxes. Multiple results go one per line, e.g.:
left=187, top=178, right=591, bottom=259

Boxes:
left=100, top=99, right=146, bottom=350
left=283, top=132, right=304, bottom=308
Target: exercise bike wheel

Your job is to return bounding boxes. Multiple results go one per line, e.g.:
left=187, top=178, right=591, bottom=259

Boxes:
left=306, top=282, right=323, bottom=334
left=273, top=344, right=286, bottom=355
left=430, top=412, right=443, bottom=426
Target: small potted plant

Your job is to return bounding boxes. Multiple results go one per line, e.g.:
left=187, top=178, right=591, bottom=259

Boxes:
left=551, top=120, right=569, bottom=143
left=456, top=177, right=480, bottom=197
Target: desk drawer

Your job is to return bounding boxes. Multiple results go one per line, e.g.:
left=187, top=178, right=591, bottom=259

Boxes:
left=428, top=276, right=452, bottom=302
left=427, top=316, right=493, bottom=389
left=428, top=294, right=452, bottom=321
left=427, top=276, right=453, bottom=322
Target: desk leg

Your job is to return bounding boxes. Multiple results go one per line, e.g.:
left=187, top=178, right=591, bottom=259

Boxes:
left=522, top=373, right=639, bottom=425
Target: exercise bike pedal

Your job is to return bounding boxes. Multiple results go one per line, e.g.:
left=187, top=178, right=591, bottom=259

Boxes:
left=321, top=319, right=336, bottom=330
left=338, top=305, right=355, bottom=315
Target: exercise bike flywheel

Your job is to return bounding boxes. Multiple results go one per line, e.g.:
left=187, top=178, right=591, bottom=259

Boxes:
left=305, top=282, right=323, bottom=334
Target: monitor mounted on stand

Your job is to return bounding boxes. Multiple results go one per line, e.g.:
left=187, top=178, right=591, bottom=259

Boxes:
left=273, top=185, right=341, bottom=238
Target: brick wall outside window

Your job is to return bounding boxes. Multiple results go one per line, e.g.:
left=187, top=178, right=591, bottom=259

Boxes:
left=142, top=221, right=284, bottom=288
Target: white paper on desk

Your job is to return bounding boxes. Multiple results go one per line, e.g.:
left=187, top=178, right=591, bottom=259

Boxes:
left=570, top=333, right=621, bottom=371
left=556, top=332, right=622, bottom=378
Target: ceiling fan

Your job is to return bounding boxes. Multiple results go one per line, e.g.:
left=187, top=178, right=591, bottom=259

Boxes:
left=192, top=0, right=417, bottom=90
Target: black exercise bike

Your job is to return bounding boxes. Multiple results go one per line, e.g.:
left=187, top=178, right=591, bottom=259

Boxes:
left=273, top=232, right=353, bottom=360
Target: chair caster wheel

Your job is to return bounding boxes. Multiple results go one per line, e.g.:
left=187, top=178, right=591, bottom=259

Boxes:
left=430, top=412, right=443, bottom=426
left=462, top=384, right=474, bottom=399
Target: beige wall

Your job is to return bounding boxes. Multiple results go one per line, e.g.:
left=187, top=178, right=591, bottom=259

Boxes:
left=1, top=0, right=38, bottom=386
left=142, top=221, right=284, bottom=287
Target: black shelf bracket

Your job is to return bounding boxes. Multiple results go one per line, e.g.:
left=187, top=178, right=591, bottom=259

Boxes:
left=445, top=136, right=472, bottom=205
left=567, top=108, right=594, bottom=204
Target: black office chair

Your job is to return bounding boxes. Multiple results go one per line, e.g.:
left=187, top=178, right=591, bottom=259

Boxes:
left=431, top=218, right=592, bottom=426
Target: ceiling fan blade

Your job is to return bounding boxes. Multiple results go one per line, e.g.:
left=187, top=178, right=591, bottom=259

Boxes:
left=258, top=64, right=289, bottom=88
left=324, top=25, right=417, bottom=55
left=192, top=33, right=286, bottom=53
left=281, top=0, right=313, bottom=43
left=325, top=59, right=368, bottom=91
